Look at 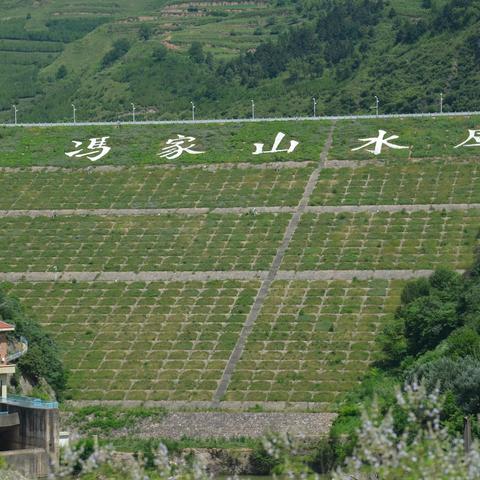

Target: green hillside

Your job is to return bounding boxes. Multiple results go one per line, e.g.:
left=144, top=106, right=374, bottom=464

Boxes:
left=1, top=0, right=479, bottom=122
left=2, top=115, right=480, bottom=406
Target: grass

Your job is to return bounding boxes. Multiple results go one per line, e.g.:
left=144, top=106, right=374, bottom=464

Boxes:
left=2, top=116, right=479, bottom=169
left=330, top=116, right=480, bottom=161
left=105, top=436, right=262, bottom=452
left=282, top=210, right=480, bottom=271
left=4, top=280, right=259, bottom=401
left=0, top=164, right=313, bottom=209
left=68, top=405, right=167, bottom=435
left=4, top=278, right=403, bottom=405
left=0, top=0, right=477, bottom=126
left=0, top=213, right=289, bottom=272
left=0, top=121, right=330, bottom=167
left=0, top=0, right=299, bottom=120
left=2, top=117, right=480, bottom=407
left=311, top=160, right=480, bottom=206
left=224, top=279, right=404, bottom=405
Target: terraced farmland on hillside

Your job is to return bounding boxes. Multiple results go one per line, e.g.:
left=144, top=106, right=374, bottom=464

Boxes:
left=0, top=214, right=288, bottom=272
left=2, top=116, right=480, bottom=407
left=5, top=280, right=259, bottom=401
left=0, top=165, right=312, bottom=209
left=312, top=161, right=480, bottom=205
left=283, top=210, right=480, bottom=270
left=226, top=279, right=403, bottom=404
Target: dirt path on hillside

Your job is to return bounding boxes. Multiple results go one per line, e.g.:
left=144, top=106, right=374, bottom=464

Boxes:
left=1, top=203, right=479, bottom=218
left=0, top=269, right=455, bottom=283
left=0, top=161, right=313, bottom=173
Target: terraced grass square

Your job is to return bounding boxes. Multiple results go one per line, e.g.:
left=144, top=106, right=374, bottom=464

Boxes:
left=0, top=164, right=312, bottom=210
left=283, top=210, right=480, bottom=270
left=312, top=160, right=480, bottom=206
left=331, top=116, right=480, bottom=160
left=4, top=280, right=259, bottom=401
left=225, top=279, right=403, bottom=404
left=0, top=121, right=331, bottom=167
left=0, top=213, right=289, bottom=272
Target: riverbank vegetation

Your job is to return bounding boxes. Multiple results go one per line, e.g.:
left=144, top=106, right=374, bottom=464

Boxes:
left=0, top=288, right=68, bottom=400
left=323, top=248, right=480, bottom=472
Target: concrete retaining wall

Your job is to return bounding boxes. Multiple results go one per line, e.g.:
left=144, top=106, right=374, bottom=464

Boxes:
left=0, top=448, right=50, bottom=478
left=0, top=404, right=58, bottom=456
left=0, top=403, right=59, bottom=477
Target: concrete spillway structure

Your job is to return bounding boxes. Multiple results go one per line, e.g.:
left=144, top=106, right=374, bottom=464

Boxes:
left=0, top=320, right=59, bottom=478
left=0, top=397, right=59, bottom=477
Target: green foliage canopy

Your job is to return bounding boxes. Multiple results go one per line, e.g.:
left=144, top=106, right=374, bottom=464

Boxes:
left=0, top=287, right=68, bottom=399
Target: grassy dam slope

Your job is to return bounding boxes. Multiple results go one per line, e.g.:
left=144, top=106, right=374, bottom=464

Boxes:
left=2, top=115, right=480, bottom=409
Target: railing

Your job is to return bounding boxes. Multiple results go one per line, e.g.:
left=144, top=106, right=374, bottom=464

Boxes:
left=0, top=110, right=480, bottom=128
left=3, top=394, right=58, bottom=409
left=6, top=336, right=28, bottom=363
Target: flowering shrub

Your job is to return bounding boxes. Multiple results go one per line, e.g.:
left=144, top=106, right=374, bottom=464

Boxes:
left=2, top=382, right=478, bottom=479
left=334, top=382, right=480, bottom=480
left=43, top=431, right=312, bottom=479
left=50, top=441, right=213, bottom=480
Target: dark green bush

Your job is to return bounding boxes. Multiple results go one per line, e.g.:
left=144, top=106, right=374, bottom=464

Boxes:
left=250, top=443, right=281, bottom=475
left=409, top=356, right=480, bottom=414
left=311, top=438, right=336, bottom=474
left=0, top=288, right=68, bottom=399
left=445, top=326, right=480, bottom=358
left=56, top=65, right=67, bottom=80
left=380, top=268, right=463, bottom=365
left=402, top=295, right=460, bottom=356
left=428, top=268, right=462, bottom=301
left=102, top=39, right=130, bottom=68
left=400, top=277, right=430, bottom=305
left=188, top=42, right=205, bottom=64
left=153, top=45, right=168, bottom=62
left=377, top=317, right=407, bottom=367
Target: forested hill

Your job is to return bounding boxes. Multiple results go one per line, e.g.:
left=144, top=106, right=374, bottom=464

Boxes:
left=0, top=0, right=479, bottom=122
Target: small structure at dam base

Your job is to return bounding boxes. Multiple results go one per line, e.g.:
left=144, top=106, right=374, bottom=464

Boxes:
left=0, top=321, right=59, bottom=478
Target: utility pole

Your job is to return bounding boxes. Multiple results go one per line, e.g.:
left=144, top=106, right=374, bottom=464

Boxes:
left=71, top=104, right=76, bottom=124
left=374, top=95, right=379, bottom=116
left=251, top=99, right=255, bottom=120
left=12, top=105, right=18, bottom=125
left=131, top=103, right=136, bottom=122
left=440, top=93, right=443, bottom=114
left=191, top=101, right=195, bottom=121
left=312, top=97, right=317, bottom=118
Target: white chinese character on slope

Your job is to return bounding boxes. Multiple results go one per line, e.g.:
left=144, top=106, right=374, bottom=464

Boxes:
left=454, top=130, right=480, bottom=148
left=65, top=137, right=111, bottom=162
left=253, top=132, right=299, bottom=155
left=351, top=129, right=409, bottom=156
left=158, top=135, right=205, bottom=160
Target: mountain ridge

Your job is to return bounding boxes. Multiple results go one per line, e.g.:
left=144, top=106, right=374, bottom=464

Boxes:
left=0, top=0, right=479, bottom=122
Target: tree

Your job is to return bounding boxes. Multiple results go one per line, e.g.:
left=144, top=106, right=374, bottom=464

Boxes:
left=139, top=24, right=152, bottom=41
left=0, top=288, right=68, bottom=399
left=152, top=45, right=167, bottom=62
left=334, top=382, right=480, bottom=479
left=205, top=51, right=214, bottom=69
left=401, top=295, right=459, bottom=355
left=56, top=65, right=67, bottom=80
left=380, top=268, right=463, bottom=363
left=188, top=41, right=205, bottom=63
left=101, top=39, right=130, bottom=68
